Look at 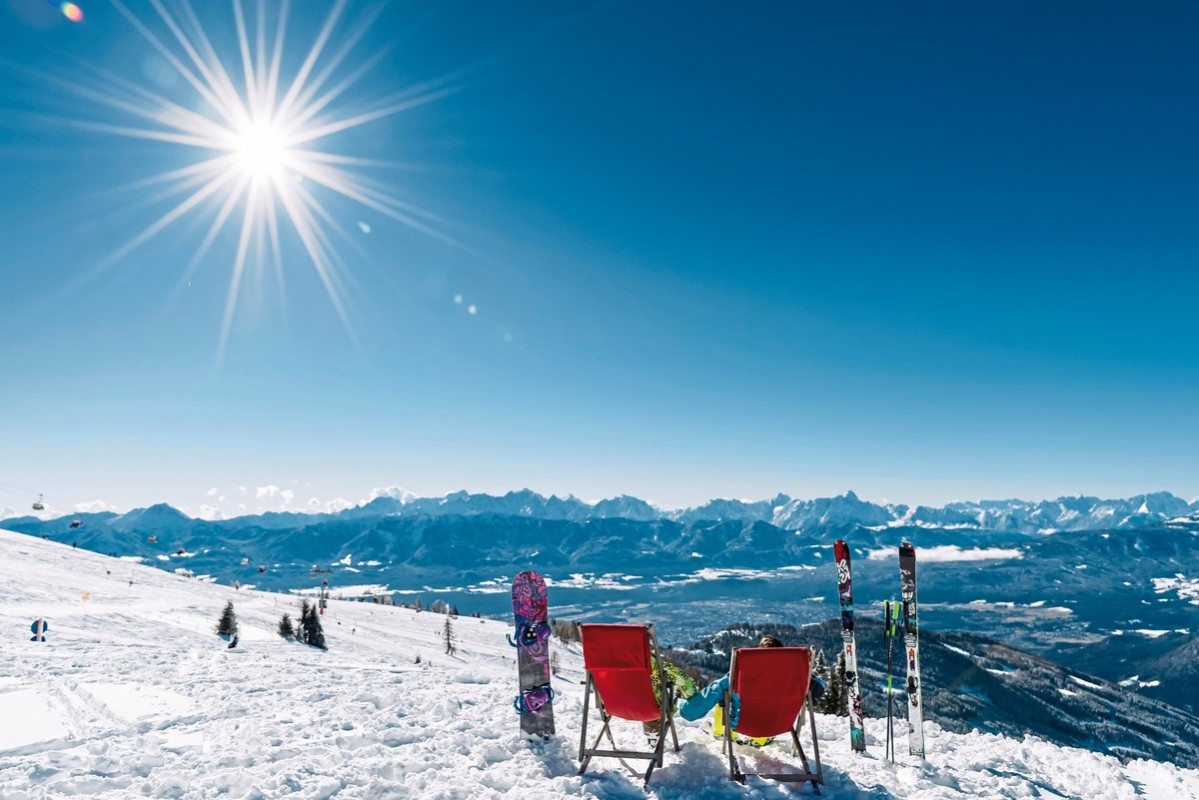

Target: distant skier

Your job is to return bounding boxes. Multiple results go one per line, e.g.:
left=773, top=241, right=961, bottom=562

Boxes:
left=227, top=634, right=239, bottom=649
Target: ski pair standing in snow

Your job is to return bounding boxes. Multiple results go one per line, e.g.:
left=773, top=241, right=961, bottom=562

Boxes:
left=900, top=541, right=925, bottom=757
left=833, top=540, right=867, bottom=752
left=510, top=570, right=555, bottom=738
left=835, top=541, right=925, bottom=758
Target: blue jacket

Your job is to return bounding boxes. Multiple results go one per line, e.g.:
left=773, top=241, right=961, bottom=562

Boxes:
left=677, top=671, right=827, bottom=729
left=678, top=674, right=739, bottom=727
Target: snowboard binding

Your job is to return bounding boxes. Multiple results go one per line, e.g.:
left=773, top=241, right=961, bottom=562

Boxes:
left=507, top=621, right=549, bottom=650
left=513, top=682, right=555, bottom=715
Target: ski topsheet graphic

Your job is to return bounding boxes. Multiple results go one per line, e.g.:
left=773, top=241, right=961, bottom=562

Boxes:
left=511, top=570, right=554, bottom=738
left=834, top=540, right=866, bottom=752
left=899, top=542, right=924, bottom=757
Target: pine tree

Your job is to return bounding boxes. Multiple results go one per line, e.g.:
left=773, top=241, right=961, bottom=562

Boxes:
left=301, top=600, right=327, bottom=649
left=296, top=601, right=309, bottom=644
left=821, top=650, right=848, bottom=716
left=216, top=601, right=239, bottom=638
left=550, top=651, right=561, bottom=675
left=813, top=648, right=828, bottom=682
left=278, top=613, right=295, bottom=639
left=442, top=615, right=457, bottom=655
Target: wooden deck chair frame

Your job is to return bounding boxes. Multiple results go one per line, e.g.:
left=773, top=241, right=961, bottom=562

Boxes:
left=577, top=623, right=680, bottom=785
left=722, top=647, right=823, bottom=793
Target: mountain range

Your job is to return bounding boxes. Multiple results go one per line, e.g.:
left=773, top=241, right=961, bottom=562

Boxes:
left=6, top=488, right=1197, bottom=536
left=6, top=489, right=1198, bottom=712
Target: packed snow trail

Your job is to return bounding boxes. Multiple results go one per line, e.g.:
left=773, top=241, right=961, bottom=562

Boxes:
left=1, top=529, right=1196, bottom=799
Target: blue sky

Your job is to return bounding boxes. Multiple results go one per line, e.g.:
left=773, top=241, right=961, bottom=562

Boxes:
left=1, top=0, right=1197, bottom=518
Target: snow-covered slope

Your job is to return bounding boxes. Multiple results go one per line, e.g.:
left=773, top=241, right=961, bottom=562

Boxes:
left=1, top=528, right=1196, bottom=799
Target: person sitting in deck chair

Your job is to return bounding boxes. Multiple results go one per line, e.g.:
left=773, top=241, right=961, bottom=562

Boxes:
left=642, top=657, right=699, bottom=742
left=678, top=635, right=826, bottom=744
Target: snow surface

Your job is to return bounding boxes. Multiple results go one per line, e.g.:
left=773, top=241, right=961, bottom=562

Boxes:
left=1152, top=575, right=1199, bottom=604
left=2, top=527, right=1197, bottom=799
left=865, top=545, right=1023, bottom=562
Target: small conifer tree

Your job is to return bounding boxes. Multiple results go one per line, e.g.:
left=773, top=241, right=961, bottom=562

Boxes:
left=813, top=648, right=829, bottom=685
left=550, top=651, right=561, bottom=675
left=442, top=615, right=457, bottom=655
left=296, top=601, right=310, bottom=644
left=301, top=599, right=327, bottom=649
left=216, top=601, right=239, bottom=637
left=278, top=613, right=295, bottom=639
left=821, top=650, right=848, bottom=716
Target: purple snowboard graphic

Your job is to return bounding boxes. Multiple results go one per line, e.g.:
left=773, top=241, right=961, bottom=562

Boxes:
left=511, top=570, right=554, bottom=737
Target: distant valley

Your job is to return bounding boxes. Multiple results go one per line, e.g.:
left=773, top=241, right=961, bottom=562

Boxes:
left=5, top=489, right=1198, bottom=714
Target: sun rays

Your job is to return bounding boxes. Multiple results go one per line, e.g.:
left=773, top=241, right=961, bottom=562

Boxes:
left=65, top=0, right=457, bottom=359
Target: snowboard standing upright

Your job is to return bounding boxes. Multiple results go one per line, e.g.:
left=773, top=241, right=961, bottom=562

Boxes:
left=899, top=542, right=925, bottom=757
left=833, top=540, right=866, bottom=752
left=511, top=570, right=555, bottom=738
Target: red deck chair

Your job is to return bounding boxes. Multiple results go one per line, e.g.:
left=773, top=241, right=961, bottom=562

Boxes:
left=578, top=623, right=680, bottom=784
left=722, top=646, right=823, bottom=792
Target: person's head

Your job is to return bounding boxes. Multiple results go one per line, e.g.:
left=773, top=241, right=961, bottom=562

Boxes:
left=759, top=635, right=783, bottom=648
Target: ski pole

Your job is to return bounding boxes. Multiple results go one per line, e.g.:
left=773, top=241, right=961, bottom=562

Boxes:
left=884, top=599, right=896, bottom=763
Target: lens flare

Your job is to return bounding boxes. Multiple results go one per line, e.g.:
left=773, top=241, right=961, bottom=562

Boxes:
left=60, top=3, right=84, bottom=23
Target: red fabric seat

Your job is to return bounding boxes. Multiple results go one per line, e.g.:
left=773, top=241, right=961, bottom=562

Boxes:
left=578, top=623, right=679, bottom=784
left=731, top=647, right=811, bottom=738
left=722, top=645, right=822, bottom=792
left=582, top=624, right=661, bottom=722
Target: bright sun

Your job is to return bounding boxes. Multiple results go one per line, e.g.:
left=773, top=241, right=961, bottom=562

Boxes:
left=232, top=121, right=288, bottom=179
left=71, top=0, right=459, bottom=360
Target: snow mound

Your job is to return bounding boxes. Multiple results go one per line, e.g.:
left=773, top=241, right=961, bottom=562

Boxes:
left=1, top=528, right=1196, bottom=799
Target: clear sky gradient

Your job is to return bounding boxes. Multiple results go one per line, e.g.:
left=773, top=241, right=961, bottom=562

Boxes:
left=1, top=0, right=1196, bottom=518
